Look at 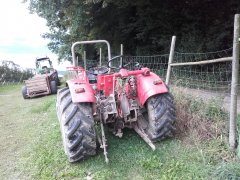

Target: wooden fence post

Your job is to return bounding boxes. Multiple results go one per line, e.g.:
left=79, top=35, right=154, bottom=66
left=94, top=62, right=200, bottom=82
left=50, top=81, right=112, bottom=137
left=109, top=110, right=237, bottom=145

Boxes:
left=229, top=14, right=240, bottom=150
left=166, top=36, right=176, bottom=85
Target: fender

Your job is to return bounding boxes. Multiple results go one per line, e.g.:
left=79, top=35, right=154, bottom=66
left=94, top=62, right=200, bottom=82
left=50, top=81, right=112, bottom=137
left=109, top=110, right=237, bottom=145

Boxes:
left=67, top=79, right=96, bottom=103
left=137, top=72, right=168, bottom=106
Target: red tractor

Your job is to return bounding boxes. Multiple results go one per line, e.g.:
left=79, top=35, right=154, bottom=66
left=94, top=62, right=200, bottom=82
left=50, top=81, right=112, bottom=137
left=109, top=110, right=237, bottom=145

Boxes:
left=56, top=40, right=176, bottom=163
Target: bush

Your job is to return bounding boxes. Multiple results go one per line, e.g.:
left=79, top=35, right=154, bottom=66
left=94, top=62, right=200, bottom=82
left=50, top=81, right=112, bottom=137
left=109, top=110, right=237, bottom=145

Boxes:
left=0, top=60, right=34, bottom=84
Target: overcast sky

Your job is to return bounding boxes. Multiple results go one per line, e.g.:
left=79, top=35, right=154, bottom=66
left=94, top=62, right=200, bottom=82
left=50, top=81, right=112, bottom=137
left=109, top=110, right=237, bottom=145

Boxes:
left=0, top=0, right=70, bottom=70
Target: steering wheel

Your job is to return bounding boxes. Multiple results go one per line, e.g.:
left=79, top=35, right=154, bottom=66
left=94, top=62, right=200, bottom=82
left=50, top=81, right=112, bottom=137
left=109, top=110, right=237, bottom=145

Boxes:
left=133, top=62, right=142, bottom=70
left=87, top=66, right=109, bottom=75
left=108, top=55, right=123, bottom=70
left=122, top=60, right=142, bottom=70
left=108, top=55, right=142, bottom=70
left=42, top=66, right=48, bottom=69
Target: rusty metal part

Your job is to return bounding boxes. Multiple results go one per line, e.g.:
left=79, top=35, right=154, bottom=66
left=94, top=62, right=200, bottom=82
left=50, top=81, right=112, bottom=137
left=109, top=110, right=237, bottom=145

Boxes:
left=128, top=76, right=137, bottom=97
left=120, top=93, right=130, bottom=120
left=95, top=126, right=103, bottom=147
left=100, top=113, right=109, bottom=163
left=100, top=94, right=117, bottom=122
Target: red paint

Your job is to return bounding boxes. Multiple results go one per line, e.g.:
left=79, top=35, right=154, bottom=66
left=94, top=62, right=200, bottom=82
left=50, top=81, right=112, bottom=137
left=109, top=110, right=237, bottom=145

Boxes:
left=66, top=66, right=167, bottom=105
left=67, top=79, right=96, bottom=103
left=114, top=68, right=150, bottom=78
left=97, top=68, right=168, bottom=105
left=66, top=67, right=96, bottom=103
left=97, top=74, right=116, bottom=96
left=136, top=72, right=168, bottom=106
left=114, top=68, right=167, bottom=105
left=66, top=66, right=84, bottom=71
left=75, top=87, right=85, bottom=93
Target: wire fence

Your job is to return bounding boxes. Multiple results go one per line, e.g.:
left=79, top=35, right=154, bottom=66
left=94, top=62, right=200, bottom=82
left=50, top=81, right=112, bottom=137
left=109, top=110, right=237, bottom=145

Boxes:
left=0, top=60, right=34, bottom=85
left=122, top=55, right=169, bottom=79
left=1, top=47, right=236, bottom=95
left=174, top=48, right=233, bottom=63
left=81, top=54, right=169, bottom=79
left=81, top=48, right=233, bottom=94
left=170, top=48, right=233, bottom=93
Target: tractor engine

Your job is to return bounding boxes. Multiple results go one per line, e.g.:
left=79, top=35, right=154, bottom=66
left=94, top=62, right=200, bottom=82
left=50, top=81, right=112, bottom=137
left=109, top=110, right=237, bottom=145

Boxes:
left=96, top=75, right=140, bottom=137
left=118, top=76, right=139, bottom=123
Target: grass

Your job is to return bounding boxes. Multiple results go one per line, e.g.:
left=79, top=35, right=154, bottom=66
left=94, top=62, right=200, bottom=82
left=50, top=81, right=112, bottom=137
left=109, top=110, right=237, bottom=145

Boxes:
left=0, top=85, right=240, bottom=179
left=0, top=84, right=22, bottom=93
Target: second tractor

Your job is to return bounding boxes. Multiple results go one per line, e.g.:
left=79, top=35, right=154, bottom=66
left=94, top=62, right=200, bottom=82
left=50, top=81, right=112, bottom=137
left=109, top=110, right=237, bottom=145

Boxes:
left=22, top=57, right=60, bottom=99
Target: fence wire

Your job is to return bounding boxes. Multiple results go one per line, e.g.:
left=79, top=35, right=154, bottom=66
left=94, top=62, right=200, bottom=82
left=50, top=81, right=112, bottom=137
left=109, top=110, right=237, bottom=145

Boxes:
left=170, top=48, right=233, bottom=93
left=81, top=49, right=233, bottom=93
left=174, top=48, right=233, bottom=63
left=81, top=54, right=169, bottom=79
left=123, top=55, right=169, bottom=79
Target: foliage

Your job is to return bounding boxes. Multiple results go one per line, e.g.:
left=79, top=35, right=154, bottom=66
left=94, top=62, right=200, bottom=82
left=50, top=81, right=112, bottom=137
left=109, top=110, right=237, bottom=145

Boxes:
left=0, top=60, right=34, bottom=84
left=25, top=0, right=240, bottom=61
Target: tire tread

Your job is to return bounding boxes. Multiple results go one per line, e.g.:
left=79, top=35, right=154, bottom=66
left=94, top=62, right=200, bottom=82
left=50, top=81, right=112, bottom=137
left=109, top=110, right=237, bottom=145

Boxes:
left=146, top=93, right=176, bottom=141
left=56, top=87, right=96, bottom=162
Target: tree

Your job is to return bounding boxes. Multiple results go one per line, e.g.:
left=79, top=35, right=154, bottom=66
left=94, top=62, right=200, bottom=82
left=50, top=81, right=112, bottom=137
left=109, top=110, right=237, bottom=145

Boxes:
left=25, top=0, right=240, bottom=61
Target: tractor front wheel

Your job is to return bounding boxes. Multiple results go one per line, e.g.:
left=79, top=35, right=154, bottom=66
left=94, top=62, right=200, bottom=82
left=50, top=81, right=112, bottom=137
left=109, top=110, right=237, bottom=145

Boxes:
left=56, top=87, right=97, bottom=162
left=142, top=93, right=176, bottom=142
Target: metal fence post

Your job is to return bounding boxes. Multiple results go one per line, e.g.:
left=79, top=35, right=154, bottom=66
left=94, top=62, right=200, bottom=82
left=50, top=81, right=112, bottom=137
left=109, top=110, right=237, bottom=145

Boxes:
left=120, top=44, right=123, bottom=66
left=229, top=14, right=240, bottom=150
left=99, top=48, right=102, bottom=66
left=166, top=36, right=176, bottom=85
left=83, top=50, right=86, bottom=69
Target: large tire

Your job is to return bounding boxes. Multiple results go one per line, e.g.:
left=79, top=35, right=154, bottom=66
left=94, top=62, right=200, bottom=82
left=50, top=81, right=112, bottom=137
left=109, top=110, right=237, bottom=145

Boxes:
left=21, top=86, right=28, bottom=99
left=56, top=87, right=97, bottom=162
left=57, top=78, right=61, bottom=86
left=50, top=81, right=57, bottom=94
left=52, top=71, right=61, bottom=86
left=142, top=93, right=176, bottom=142
left=56, top=73, right=61, bottom=86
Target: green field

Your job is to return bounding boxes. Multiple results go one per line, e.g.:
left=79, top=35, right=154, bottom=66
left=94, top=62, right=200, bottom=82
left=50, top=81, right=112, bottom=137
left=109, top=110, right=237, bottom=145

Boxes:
left=0, top=85, right=239, bottom=180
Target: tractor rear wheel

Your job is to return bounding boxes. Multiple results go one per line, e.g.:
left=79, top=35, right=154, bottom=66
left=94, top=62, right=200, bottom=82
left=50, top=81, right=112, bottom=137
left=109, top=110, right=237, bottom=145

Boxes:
left=56, top=87, right=97, bottom=162
left=50, top=81, right=57, bottom=94
left=142, top=93, right=176, bottom=142
left=21, top=86, right=28, bottom=99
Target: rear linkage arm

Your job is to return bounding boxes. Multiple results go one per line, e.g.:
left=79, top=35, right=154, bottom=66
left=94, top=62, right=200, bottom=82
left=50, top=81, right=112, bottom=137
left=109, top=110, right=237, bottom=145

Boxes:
left=98, top=113, right=109, bottom=163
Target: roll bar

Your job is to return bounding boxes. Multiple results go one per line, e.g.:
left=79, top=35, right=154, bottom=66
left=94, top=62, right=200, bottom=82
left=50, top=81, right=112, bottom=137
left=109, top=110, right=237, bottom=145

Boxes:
left=71, top=40, right=112, bottom=67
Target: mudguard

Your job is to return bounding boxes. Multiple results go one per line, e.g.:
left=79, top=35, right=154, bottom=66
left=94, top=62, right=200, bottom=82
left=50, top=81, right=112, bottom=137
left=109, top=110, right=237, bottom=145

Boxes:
left=137, top=72, right=168, bottom=106
left=67, top=79, right=96, bottom=103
